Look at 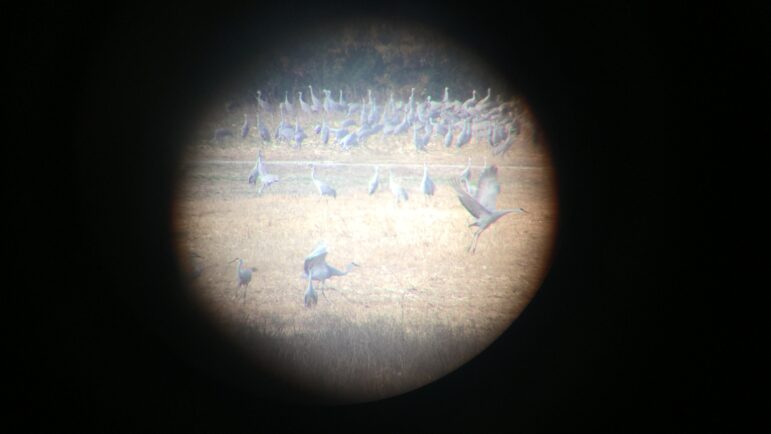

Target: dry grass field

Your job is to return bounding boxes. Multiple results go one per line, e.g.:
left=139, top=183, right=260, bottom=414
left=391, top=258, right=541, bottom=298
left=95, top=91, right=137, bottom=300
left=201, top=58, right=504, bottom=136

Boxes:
left=173, top=108, right=557, bottom=403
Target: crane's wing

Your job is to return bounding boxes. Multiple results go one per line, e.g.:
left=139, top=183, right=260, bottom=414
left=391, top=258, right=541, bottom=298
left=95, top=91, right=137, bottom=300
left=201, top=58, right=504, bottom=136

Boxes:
left=475, top=165, right=500, bottom=211
left=452, top=178, right=490, bottom=218
left=304, top=242, right=328, bottom=275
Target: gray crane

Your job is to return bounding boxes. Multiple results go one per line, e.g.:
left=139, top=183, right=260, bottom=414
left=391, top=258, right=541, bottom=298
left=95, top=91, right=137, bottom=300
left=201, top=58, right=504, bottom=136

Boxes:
left=294, top=117, right=306, bottom=148
left=368, top=165, right=380, bottom=195
left=462, top=89, right=477, bottom=110
left=476, top=88, right=492, bottom=111
left=299, top=91, right=311, bottom=114
left=302, top=242, right=358, bottom=301
left=248, top=150, right=279, bottom=194
left=310, top=164, right=336, bottom=198
left=491, top=124, right=516, bottom=156
left=241, top=113, right=250, bottom=139
left=413, top=124, right=430, bottom=152
left=283, top=91, right=294, bottom=115
left=443, top=126, right=454, bottom=147
left=421, top=162, right=436, bottom=199
left=230, top=257, right=256, bottom=300
left=320, top=117, right=330, bottom=145
left=455, top=118, right=472, bottom=148
left=256, top=113, right=271, bottom=142
left=389, top=169, right=409, bottom=204
left=309, top=85, right=321, bottom=112
left=256, top=90, right=270, bottom=112
left=452, top=165, right=526, bottom=253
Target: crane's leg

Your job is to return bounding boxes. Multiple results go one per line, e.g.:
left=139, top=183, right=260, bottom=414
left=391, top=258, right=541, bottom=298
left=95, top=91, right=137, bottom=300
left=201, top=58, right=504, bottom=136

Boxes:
left=469, top=231, right=481, bottom=254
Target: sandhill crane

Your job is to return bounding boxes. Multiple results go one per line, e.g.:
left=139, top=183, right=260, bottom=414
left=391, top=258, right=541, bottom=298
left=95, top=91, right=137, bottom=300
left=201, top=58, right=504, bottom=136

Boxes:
left=256, top=113, right=271, bottom=142
left=389, top=169, right=408, bottom=204
left=320, top=118, right=330, bottom=145
left=230, top=258, right=256, bottom=301
left=413, top=124, right=430, bottom=152
left=421, top=163, right=436, bottom=199
left=455, top=118, right=472, bottom=148
left=462, top=89, right=477, bottom=110
left=492, top=124, right=516, bottom=156
left=248, top=150, right=279, bottom=194
left=476, top=88, right=492, bottom=110
left=309, top=85, right=321, bottom=112
left=294, top=118, right=306, bottom=148
left=304, top=272, right=317, bottom=308
left=339, top=130, right=358, bottom=150
left=256, top=90, right=270, bottom=112
left=302, top=242, right=358, bottom=301
left=310, top=164, right=336, bottom=198
left=283, top=91, right=294, bottom=115
left=452, top=165, right=526, bottom=253
left=299, top=91, right=311, bottom=114
left=368, top=165, right=380, bottom=195
left=443, top=126, right=453, bottom=147
left=241, top=113, right=250, bottom=139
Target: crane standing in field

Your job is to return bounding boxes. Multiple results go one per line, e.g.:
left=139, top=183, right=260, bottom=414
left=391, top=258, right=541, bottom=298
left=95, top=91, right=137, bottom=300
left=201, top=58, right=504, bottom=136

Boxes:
left=421, top=162, right=436, bottom=201
left=452, top=165, right=526, bottom=253
left=230, top=257, right=257, bottom=301
left=310, top=164, right=337, bottom=199
left=302, top=242, right=358, bottom=303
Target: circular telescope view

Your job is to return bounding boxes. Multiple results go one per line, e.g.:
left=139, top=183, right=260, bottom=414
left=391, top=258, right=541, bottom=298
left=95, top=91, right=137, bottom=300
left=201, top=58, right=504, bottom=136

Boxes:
left=173, top=19, right=558, bottom=404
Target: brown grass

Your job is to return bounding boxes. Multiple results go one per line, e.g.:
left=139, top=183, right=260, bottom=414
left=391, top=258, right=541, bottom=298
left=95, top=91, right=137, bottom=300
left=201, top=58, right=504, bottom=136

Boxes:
left=173, top=106, right=557, bottom=403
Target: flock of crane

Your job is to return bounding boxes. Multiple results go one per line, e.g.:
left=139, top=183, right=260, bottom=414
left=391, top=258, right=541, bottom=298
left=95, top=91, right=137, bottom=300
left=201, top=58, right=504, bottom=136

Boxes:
left=210, top=86, right=527, bottom=308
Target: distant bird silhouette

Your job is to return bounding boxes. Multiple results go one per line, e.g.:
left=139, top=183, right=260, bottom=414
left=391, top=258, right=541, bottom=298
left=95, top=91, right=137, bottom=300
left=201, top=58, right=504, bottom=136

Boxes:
left=452, top=165, right=526, bottom=253
left=310, top=164, right=336, bottom=198
left=443, top=126, right=454, bottom=147
left=368, top=165, right=380, bottom=195
left=256, top=113, right=271, bottom=142
left=283, top=91, right=294, bottom=115
left=492, top=124, right=516, bottom=156
left=240, top=113, right=251, bottom=139
left=299, top=91, right=311, bottom=114
left=455, top=118, right=472, bottom=148
left=320, top=118, right=330, bottom=145
left=413, top=124, right=430, bottom=152
left=294, top=118, right=306, bottom=148
left=256, top=90, right=270, bottom=112
left=421, top=162, right=436, bottom=199
left=308, top=85, right=321, bottom=112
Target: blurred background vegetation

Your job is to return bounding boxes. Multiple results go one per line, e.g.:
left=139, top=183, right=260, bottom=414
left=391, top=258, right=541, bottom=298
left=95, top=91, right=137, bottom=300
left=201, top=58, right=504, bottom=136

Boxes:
left=240, top=21, right=513, bottom=104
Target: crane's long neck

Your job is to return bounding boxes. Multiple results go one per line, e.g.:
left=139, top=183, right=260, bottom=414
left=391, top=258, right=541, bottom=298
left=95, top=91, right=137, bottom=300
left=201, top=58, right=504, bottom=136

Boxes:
left=311, top=166, right=316, bottom=180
